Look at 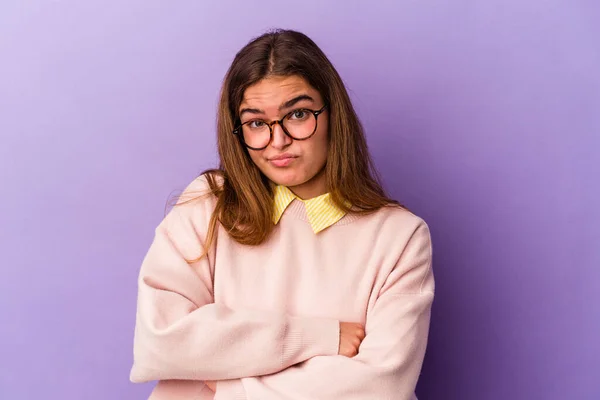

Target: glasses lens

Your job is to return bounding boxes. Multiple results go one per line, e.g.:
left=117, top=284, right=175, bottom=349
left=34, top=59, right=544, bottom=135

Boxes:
left=283, top=110, right=317, bottom=139
left=241, top=120, right=271, bottom=149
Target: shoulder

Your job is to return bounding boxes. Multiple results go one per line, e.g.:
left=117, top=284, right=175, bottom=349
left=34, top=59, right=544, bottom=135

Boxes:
left=163, top=171, right=224, bottom=229
left=174, top=171, right=226, bottom=212
left=362, top=205, right=432, bottom=258
left=178, top=171, right=224, bottom=202
left=348, top=204, right=431, bottom=251
left=373, top=204, right=430, bottom=237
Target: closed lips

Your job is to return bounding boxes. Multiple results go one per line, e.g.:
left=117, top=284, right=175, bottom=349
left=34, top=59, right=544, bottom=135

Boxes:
left=270, top=154, right=297, bottom=160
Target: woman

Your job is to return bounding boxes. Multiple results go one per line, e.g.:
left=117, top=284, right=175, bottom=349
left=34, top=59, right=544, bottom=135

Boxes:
left=130, top=29, right=434, bottom=400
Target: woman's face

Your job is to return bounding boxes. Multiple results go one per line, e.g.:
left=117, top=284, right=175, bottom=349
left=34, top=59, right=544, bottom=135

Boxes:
left=238, top=75, right=329, bottom=199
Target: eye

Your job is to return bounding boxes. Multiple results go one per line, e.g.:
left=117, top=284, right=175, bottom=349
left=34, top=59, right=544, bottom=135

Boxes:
left=289, top=110, right=309, bottom=120
left=247, top=120, right=266, bottom=129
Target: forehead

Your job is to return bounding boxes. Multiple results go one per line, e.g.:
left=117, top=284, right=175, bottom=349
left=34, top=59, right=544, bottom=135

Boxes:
left=240, top=75, right=321, bottom=110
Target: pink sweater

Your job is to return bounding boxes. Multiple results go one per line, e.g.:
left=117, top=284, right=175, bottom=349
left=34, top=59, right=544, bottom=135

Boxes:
left=130, top=175, right=434, bottom=400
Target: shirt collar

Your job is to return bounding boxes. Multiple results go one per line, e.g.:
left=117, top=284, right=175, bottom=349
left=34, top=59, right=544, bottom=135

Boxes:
left=272, top=184, right=347, bottom=234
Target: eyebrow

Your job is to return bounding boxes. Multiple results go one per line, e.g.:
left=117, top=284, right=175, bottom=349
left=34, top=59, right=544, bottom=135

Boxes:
left=239, top=94, right=315, bottom=118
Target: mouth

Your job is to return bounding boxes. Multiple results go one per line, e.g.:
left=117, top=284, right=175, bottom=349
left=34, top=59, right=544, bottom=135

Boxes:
left=269, top=154, right=298, bottom=167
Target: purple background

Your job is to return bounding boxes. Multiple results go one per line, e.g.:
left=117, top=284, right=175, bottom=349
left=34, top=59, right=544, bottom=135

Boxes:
left=1, top=1, right=598, bottom=399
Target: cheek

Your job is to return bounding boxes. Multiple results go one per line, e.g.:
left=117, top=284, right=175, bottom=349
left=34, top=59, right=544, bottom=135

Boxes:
left=248, top=150, right=265, bottom=168
left=315, top=125, right=330, bottom=160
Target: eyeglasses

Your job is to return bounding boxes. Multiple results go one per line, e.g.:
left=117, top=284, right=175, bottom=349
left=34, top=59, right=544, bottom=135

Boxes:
left=233, top=104, right=328, bottom=150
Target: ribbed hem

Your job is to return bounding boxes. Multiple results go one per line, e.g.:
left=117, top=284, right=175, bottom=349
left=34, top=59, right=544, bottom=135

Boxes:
left=216, top=380, right=246, bottom=400
left=282, top=316, right=340, bottom=368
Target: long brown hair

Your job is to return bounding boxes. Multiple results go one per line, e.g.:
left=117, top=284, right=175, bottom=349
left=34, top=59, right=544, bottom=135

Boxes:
left=176, top=29, right=402, bottom=258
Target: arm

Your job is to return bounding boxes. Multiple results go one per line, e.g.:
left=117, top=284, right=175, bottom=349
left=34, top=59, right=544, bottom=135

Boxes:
left=215, top=219, right=434, bottom=400
left=129, top=176, right=340, bottom=383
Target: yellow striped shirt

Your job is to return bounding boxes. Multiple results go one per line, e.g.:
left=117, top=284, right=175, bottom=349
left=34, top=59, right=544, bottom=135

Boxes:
left=272, top=185, right=347, bottom=234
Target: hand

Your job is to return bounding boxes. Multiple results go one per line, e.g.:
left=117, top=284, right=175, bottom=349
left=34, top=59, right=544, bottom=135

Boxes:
left=205, top=381, right=217, bottom=392
left=338, top=322, right=365, bottom=357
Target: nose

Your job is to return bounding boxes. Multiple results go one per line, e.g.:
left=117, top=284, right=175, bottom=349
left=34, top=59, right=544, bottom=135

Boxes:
left=270, top=122, right=292, bottom=149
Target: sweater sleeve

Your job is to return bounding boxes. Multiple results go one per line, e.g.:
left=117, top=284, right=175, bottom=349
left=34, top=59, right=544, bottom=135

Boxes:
left=214, top=219, right=434, bottom=400
left=129, top=176, right=341, bottom=383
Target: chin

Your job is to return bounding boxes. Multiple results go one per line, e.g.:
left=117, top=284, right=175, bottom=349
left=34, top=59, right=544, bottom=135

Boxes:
left=264, top=168, right=305, bottom=187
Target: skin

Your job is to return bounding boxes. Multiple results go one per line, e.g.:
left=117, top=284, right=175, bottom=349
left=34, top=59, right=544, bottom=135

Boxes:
left=238, top=75, right=329, bottom=200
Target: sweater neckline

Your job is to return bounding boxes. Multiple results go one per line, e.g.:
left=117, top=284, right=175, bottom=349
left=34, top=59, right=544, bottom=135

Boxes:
left=282, top=199, right=362, bottom=227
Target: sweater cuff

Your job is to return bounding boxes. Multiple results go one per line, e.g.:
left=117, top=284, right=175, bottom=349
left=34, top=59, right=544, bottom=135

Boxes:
left=283, top=316, right=340, bottom=366
left=215, top=379, right=246, bottom=400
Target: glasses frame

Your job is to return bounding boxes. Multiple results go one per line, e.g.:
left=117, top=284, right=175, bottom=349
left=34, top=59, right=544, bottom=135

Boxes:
left=233, top=104, right=328, bottom=150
